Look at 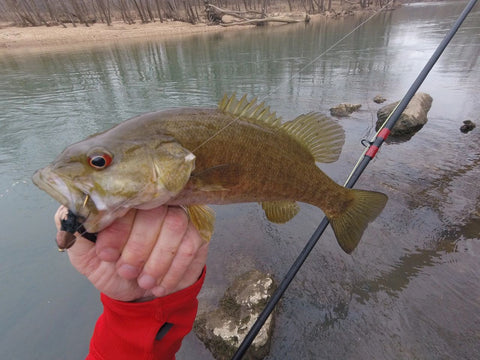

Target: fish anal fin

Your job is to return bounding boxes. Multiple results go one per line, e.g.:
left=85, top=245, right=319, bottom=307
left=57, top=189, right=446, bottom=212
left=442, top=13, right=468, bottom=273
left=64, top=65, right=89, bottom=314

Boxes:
left=190, top=164, right=240, bottom=192
left=261, top=201, right=300, bottom=224
left=281, top=113, right=345, bottom=163
left=186, top=205, right=216, bottom=243
left=328, top=189, right=387, bottom=254
left=218, top=93, right=282, bottom=127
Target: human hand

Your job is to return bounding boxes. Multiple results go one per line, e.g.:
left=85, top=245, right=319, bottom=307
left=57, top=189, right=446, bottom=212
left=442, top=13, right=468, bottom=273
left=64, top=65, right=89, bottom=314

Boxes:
left=55, top=205, right=209, bottom=302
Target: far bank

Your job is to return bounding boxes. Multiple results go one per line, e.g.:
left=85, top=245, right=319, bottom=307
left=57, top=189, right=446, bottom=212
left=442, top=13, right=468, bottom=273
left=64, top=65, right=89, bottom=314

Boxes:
left=0, top=0, right=395, bottom=52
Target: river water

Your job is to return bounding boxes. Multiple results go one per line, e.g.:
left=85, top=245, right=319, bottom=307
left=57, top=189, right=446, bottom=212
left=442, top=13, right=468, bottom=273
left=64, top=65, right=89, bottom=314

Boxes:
left=0, top=1, right=479, bottom=359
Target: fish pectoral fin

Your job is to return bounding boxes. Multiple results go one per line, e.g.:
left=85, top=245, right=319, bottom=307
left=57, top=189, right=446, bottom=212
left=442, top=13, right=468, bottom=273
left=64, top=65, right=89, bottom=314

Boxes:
left=186, top=205, right=216, bottom=243
left=281, top=113, right=345, bottom=163
left=328, top=189, right=388, bottom=254
left=261, top=201, right=300, bottom=224
left=154, top=141, right=196, bottom=193
left=190, top=164, right=240, bottom=192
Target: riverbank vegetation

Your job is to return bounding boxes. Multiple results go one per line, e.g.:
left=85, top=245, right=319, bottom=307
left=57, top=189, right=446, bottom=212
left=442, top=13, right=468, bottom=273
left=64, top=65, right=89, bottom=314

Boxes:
left=0, top=0, right=394, bottom=28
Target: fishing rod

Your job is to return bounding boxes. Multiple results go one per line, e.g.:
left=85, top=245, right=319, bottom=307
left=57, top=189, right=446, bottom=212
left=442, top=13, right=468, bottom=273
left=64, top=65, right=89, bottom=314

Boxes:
left=231, top=0, right=479, bottom=358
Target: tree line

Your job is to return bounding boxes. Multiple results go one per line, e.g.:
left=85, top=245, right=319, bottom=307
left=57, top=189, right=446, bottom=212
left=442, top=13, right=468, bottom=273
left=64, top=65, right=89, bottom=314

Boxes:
left=0, top=0, right=390, bottom=27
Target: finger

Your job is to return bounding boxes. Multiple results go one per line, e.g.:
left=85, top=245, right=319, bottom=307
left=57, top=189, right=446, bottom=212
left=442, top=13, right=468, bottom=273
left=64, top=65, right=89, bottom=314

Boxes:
left=117, top=206, right=168, bottom=279
left=67, top=235, right=99, bottom=277
left=149, top=223, right=204, bottom=295
left=95, top=209, right=137, bottom=262
left=175, top=242, right=209, bottom=292
left=151, top=235, right=208, bottom=297
left=136, top=207, right=189, bottom=289
left=54, top=205, right=75, bottom=249
left=54, top=205, right=69, bottom=231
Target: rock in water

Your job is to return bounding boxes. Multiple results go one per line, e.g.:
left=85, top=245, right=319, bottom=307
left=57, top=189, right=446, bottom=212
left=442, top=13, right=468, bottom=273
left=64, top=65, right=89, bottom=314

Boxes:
left=460, top=120, right=476, bottom=133
left=329, top=103, right=362, bottom=117
left=195, top=270, right=276, bottom=360
left=376, top=92, right=433, bottom=137
left=373, top=95, right=387, bottom=104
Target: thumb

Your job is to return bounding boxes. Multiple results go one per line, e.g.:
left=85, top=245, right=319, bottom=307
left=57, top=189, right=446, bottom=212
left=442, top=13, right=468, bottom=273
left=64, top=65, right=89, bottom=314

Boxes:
left=67, top=235, right=100, bottom=276
left=55, top=205, right=100, bottom=275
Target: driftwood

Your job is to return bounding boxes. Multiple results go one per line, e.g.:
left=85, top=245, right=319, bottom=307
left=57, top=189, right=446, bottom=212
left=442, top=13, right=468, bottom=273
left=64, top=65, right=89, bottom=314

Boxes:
left=221, top=16, right=302, bottom=26
left=205, top=2, right=305, bottom=26
left=206, top=3, right=265, bottom=20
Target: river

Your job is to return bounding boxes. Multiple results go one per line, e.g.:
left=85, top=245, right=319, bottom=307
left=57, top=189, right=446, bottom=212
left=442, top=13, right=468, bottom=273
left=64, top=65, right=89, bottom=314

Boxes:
left=0, top=1, right=479, bottom=359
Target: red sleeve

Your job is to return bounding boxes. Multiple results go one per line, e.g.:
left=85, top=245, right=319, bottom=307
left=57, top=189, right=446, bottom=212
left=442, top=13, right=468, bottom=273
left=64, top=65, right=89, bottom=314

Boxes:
left=86, top=267, right=206, bottom=360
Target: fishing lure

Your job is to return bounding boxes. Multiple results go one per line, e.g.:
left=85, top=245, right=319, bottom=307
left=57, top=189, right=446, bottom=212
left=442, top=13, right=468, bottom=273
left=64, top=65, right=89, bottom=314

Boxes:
left=57, top=209, right=97, bottom=251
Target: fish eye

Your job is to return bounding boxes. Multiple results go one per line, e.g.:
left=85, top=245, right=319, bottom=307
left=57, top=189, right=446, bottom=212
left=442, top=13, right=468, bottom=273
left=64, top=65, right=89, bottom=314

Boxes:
left=88, top=153, right=112, bottom=170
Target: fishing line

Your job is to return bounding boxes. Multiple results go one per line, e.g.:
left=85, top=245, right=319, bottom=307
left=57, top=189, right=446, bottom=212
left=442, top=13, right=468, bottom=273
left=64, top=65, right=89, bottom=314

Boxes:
left=231, top=0, right=479, bottom=358
left=267, top=1, right=396, bottom=98
left=344, top=102, right=400, bottom=186
left=191, top=0, right=395, bottom=154
left=0, top=180, right=29, bottom=199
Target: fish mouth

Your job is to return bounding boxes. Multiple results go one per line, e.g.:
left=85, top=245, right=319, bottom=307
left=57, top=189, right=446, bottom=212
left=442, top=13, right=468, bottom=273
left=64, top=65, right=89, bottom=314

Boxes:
left=32, top=167, right=90, bottom=218
left=32, top=166, right=128, bottom=233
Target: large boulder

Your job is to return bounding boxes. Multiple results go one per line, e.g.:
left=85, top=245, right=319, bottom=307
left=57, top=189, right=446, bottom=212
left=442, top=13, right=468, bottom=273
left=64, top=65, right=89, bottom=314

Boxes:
left=376, top=93, right=433, bottom=137
left=195, top=270, right=276, bottom=360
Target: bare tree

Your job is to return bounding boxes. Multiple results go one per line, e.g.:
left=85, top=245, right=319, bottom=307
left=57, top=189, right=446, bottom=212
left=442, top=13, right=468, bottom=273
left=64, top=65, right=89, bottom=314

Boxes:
left=96, top=0, right=112, bottom=25
left=130, top=0, right=148, bottom=22
left=117, top=0, right=136, bottom=24
left=1, top=0, right=355, bottom=27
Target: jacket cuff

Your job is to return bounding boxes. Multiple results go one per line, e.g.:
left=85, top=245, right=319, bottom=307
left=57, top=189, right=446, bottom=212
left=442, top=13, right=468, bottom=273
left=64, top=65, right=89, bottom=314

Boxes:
left=87, top=267, right=206, bottom=360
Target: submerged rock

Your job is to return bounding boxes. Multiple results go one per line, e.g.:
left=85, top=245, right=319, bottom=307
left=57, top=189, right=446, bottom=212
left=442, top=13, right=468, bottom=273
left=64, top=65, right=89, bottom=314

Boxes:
left=195, top=270, right=276, bottom=360
left=373, top=95, right=387, bottom=104
left=376, top=92, right=433, bottom=137
left=460, top=120, right=476, bottom=133
left=329, top=103, right=361, bottom=117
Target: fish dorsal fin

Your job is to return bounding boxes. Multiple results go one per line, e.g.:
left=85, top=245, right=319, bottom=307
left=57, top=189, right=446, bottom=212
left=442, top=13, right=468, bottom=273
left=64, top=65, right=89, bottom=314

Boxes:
left=261, top=201, right=300, bottom=224
left=218, top=94, right=344, bottom=162
left=186, top=205, right=216, bottom=243
left=280, top=113, right=345, bottom=163
left=218, top=93, right=282, bottom=127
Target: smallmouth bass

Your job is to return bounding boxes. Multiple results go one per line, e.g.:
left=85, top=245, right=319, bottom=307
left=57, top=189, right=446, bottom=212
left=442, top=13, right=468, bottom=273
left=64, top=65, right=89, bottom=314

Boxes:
left=33, top=94, right=387, bottom=253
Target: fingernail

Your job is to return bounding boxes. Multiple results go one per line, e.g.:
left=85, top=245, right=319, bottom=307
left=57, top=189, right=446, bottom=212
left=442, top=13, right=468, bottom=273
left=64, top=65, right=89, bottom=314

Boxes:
left=118, top=264, right=141, bottom=279
left=153, top=286, right=166, bottom=297
left=138, top=273, right=156, bottom=290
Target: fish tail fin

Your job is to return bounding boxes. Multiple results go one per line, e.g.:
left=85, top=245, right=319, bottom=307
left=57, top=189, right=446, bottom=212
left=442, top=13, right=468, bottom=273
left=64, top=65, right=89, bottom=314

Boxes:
left=328, top=189, right=387, bottom=254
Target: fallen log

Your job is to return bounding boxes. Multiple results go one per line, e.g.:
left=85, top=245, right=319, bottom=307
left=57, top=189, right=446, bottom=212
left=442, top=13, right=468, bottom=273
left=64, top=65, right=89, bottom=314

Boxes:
left=206, top=3, right=265, bottom=19
left=205, top=2, right=305, bottom=27
left=220, top=16, right=303, bottom=27
left=205, top=2, right=265, bottom=24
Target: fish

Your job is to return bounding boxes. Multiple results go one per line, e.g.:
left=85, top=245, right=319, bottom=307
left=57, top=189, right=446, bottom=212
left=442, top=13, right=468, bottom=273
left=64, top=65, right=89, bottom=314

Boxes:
left=32, top=94, right=387, bottom=253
